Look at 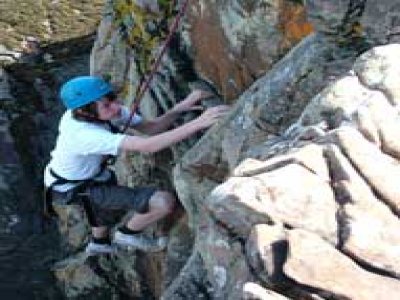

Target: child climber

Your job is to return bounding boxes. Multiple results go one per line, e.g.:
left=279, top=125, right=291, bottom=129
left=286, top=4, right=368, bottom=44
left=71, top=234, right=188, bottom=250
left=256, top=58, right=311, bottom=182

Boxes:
left=44, top=76, right=229, bottom=255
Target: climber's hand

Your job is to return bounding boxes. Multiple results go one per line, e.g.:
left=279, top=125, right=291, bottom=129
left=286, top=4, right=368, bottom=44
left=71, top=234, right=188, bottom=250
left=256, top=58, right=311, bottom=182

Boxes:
left=171, top=90, right=214, bottom=114
left=194, top=105, right=231, bottom=129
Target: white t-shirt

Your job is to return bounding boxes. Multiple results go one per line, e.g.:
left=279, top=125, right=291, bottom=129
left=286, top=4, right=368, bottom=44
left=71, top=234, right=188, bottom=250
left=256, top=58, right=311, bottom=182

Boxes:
left=44, top=107, right=142, bottom=192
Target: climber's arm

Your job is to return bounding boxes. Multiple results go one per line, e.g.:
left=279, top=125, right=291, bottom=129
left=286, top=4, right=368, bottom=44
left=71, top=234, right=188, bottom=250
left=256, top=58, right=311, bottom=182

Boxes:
left=120, top=105, right=229, bottom=153
left=133, top=110, right=181, bottom=135
left=133, top=90, right=213, bottom=135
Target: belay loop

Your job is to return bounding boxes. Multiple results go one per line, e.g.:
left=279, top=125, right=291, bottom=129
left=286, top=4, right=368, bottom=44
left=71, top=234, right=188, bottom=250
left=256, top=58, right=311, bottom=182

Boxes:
left=122, top=0, right=191, bottom=133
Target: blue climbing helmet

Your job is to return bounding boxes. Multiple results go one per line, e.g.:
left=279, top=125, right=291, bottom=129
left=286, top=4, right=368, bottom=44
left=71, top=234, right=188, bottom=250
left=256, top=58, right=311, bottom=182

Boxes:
left=60, top=76, right=113, bottom=109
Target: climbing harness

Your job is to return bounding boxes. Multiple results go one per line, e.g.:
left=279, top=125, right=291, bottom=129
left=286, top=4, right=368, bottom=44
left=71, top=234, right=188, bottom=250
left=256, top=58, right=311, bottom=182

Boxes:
left=43, top=120, right=120, bottom=222
left=43, top=167, right=117, bottom=226
left=44, top=169, right=99, bottom=225
left=122, top=0, right=191, bottom=133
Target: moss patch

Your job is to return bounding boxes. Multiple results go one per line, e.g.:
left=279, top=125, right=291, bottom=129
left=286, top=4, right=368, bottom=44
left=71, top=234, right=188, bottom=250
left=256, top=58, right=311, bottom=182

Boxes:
left=0, top=0, right=104, bottom=50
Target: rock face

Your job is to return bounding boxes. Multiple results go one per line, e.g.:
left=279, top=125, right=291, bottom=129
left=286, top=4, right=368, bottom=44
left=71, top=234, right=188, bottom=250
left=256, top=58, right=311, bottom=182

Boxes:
left=174, top=42, right=400, bottom=299
left=185, top=0, right=313, bottom=100
left=306, top=0, right=400, bottom=45
left=0, top=42, right=92, bottom=298
left=26, top=0, right=400, bottom=299
left=170, top=0, right=400, bottom=298
left=0, top=69, right=15, bottom=101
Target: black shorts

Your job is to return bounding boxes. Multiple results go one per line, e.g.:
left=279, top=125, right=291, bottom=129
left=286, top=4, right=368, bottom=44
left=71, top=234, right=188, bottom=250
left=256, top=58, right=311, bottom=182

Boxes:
left=52, top=183, right=157, bottom=227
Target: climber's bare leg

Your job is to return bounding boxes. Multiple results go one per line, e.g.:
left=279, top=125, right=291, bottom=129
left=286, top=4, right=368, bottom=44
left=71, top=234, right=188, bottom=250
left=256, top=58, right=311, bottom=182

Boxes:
left=126, top=191, right=176, bottom=231
left=92, top=226, right=109, bottom=239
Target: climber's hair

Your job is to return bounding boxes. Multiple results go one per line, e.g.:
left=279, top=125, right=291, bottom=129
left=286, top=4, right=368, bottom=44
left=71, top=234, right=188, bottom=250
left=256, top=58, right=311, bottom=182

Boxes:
left=72, top=91, right=116, bottom=123
left=72, top=102, right=99, bottom=122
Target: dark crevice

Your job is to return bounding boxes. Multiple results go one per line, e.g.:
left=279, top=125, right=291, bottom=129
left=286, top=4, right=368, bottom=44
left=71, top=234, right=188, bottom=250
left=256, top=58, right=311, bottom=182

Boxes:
left=323, top=145, right=400, bottom=280
left=234, top=158, right=296, bottom=177
left=191, top=277, right=212, bottom=300
left=341, top=147, right=400, bottom=219
left=163, top=253, right=210, bottom=299
left=342, top=249, right=400, bottom=280
left=336, top=0, right=371, bottom=52
left=241, top=227, right=344, bottom=300
left=323, top=145, right=351, bottom=249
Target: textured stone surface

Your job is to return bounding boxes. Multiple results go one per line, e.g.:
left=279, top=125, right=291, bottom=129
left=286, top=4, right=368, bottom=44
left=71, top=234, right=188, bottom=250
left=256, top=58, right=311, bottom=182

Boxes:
left=6, top=1, right=400, bottom=299
left=245, top=224, right=287, bottom=284
left=334, top=128, right=400, bottom=214
left=174, top=43, right=400, bottom=298
left=0, top=44, right=91, bottom=299
left=284, top=229, right=400, bottom=300
left=185, top=0, right=313, bottom=100
left=243, top=282, right=291, bottom=300
left=196, top=215, right=254, bottom=300
left=0, top=68, right=15, bottom=101
left=354, top=44, right=400, bottom=105
left=306, top=0, right=400, bottom=45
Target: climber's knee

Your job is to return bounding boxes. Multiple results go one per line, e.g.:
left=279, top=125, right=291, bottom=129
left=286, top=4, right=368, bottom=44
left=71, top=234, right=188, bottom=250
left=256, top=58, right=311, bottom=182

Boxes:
left=149, top=191, right=176, bottom=215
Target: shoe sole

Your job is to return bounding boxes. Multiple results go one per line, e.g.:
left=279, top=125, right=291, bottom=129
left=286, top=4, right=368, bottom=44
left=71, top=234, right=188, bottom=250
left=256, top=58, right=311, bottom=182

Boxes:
left=113, top=241, right=166, bottom=252
left=85, top=250, right=116, bottom=256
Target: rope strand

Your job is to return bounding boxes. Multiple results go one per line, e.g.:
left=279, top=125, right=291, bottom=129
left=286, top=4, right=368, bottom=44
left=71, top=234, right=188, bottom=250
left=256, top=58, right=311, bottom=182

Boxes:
left=122, top=0, right=191, bottom=133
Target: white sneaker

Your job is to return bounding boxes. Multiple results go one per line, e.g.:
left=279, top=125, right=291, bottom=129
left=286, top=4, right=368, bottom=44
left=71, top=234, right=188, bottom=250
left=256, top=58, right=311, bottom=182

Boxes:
left=113, top=231, right=168, bottom=252
left=85, top=241, right=117, bottom=256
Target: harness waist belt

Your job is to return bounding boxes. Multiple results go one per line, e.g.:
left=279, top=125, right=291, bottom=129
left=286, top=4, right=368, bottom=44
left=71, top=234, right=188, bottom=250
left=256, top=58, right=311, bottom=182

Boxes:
left=44, top=168, right=105, bottom=226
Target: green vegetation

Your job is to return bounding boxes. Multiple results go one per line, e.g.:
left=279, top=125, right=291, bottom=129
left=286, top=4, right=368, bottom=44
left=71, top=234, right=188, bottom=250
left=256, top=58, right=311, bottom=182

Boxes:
left=111, top=0, right=176, bottom=74
left=0, top=0, right=104, bottom=50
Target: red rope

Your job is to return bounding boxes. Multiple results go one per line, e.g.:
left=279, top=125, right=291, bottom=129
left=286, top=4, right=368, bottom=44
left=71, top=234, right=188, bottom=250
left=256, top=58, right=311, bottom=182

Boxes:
left=122, top=0, right=191, bottom=133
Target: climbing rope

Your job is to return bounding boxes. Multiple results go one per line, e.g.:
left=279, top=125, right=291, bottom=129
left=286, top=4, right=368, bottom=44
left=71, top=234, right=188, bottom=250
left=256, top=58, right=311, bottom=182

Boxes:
left=122, top=0, right=191, bottom=133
